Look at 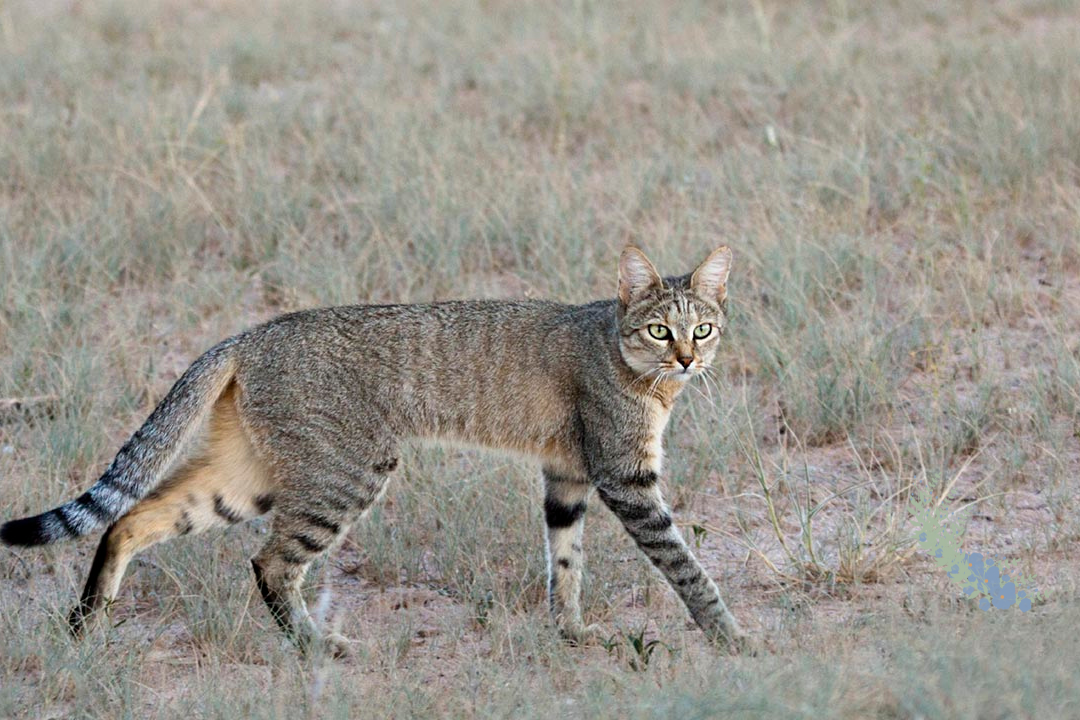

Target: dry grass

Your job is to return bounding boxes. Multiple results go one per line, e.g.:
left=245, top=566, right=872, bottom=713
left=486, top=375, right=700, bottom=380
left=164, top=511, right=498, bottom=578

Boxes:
left=2, top=0, right=1080, bottom=717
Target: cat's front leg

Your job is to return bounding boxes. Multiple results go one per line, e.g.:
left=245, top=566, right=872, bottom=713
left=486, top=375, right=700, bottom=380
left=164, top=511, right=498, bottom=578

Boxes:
left=596, top=473, right=747, bottom=650
left=542, top=469, right=601, bottom=643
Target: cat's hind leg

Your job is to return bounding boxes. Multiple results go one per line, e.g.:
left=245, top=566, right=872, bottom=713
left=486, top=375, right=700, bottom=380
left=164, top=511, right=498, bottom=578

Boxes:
left=69, top=383, right=275, bottom=635
left=250, top=454, right=395, bottom=658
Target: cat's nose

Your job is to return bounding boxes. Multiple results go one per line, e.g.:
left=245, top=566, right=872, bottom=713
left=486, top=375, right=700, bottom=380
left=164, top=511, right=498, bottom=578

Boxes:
left=676, top=355, right=693, bottom=369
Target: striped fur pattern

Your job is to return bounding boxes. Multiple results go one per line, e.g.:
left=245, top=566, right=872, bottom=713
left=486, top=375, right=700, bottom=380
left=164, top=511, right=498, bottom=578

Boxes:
left=2, top=246, right=747, bottom=656
left=0, top=340, right=238, bottom=547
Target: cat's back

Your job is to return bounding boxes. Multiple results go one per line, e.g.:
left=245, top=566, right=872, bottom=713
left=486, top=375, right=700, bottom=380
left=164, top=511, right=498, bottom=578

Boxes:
left=238, top=298, right=587, bottom=367
left=232, top=299, right=616, bottom=462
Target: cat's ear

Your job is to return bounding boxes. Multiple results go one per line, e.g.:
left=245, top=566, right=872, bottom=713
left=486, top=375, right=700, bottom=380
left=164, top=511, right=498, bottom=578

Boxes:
left=618, top=246, right=663, bottom=305
left=691, top=246, right=733, bottom=303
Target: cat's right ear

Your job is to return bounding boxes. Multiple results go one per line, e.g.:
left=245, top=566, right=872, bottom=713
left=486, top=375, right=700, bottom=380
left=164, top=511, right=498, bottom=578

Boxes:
left=618, top=247, right=663, bottom=305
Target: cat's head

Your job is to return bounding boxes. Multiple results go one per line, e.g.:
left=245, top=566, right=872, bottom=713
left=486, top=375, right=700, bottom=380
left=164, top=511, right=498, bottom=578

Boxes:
left=616, top=246, right=732, bottom=384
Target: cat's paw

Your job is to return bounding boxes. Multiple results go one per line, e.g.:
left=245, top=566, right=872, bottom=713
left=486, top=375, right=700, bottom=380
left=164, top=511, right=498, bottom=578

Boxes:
left=727, top=631, right=763, bottom=656
left=709, top=628, right=762, bottom=656
left=322, top=632, right=354, bottom=660
left=559, top=622, right=608, bottom=647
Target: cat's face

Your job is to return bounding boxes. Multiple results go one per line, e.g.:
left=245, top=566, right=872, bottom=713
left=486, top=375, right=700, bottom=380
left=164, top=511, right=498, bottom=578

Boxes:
left=616, top=246, right=732, bottom=385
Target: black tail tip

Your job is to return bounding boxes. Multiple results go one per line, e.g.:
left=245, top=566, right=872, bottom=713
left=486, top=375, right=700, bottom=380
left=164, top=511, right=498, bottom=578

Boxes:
left=0, top=516, right=48, bottom=547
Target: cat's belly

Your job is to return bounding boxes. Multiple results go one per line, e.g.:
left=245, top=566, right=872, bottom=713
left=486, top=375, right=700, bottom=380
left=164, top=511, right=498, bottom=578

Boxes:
left=415, top=421, right=586, bottom=479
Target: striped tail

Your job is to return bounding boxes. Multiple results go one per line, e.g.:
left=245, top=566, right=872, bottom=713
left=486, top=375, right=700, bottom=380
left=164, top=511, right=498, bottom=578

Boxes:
left=1, top=338, right=239, bottom=547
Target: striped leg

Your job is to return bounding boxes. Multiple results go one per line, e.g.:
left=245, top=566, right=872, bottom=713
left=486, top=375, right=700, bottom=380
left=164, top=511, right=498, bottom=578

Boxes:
left=250, top=463, right=392, bottom=657
left=69, top=488, right=275, bottom=635
left=542, top=470, right=593, bottom=642
left=597, top=475, right=746, bottom=649
left=251, top=506, right=356, bottom=657
left=68, top=389, right=275, bottom=636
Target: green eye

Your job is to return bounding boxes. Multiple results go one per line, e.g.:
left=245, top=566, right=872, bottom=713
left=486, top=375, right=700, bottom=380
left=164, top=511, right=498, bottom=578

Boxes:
left=647, top=324, right=671, bottom=340
left=693, top=323, right=713, bottom=339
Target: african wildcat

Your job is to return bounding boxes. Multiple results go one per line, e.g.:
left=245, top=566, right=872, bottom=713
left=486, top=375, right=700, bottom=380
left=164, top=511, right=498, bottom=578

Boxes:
left=2, top=246, right=747, bottom=656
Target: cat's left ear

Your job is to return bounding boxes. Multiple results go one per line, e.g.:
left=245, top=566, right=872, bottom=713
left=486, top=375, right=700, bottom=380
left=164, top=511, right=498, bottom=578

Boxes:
left=691, top=246, right=733, bottom=304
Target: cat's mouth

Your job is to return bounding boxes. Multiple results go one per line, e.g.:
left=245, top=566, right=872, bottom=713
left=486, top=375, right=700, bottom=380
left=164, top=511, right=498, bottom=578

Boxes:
left=662, top=364, right=698, bottom=381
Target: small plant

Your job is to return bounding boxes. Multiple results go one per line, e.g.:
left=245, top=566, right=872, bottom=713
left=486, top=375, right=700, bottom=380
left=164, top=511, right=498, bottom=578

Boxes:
left=623, top=625, right=672, bottom=672
left=472, top=588, right=495, bottom=628
left=690, top=524, right=708, bottom=549
left=911, top=487, right=1041, bottom=611
left=598, top=625, right=674, bottom=671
